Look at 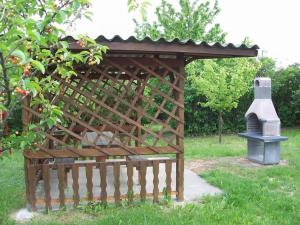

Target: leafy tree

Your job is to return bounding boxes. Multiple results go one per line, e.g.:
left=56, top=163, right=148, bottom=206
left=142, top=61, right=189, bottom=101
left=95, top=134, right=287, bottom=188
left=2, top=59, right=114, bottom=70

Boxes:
left=135, top=0, right=226, bottom=42
left=0, top=0, right=108, bottom=156
left=271, top=64, right=300, bottom=126
left=135, top=0, right=259, bottom=143
left=188, top=58, right=259, bottom=143
left=256, top=57, right=276, bottom=77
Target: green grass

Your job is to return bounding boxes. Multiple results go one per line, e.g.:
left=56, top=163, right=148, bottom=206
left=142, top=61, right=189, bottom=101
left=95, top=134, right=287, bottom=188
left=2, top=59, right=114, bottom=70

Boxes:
left=185, top=134, right=247, bottom=159
left=0, top=128, right=299, bottom=225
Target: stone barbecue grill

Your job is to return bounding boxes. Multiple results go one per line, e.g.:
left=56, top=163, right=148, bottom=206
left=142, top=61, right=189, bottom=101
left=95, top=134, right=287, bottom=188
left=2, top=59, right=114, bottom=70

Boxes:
left=239, top=77, right=288, bottom=164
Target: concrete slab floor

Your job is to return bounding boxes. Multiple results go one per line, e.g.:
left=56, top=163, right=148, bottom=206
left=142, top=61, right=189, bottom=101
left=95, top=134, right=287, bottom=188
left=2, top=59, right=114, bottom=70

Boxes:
left=33, top=159, right=221, bottom=211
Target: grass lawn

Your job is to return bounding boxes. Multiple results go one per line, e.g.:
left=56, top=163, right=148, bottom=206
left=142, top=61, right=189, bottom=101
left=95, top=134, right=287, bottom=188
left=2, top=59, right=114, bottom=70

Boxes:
left=0, top=128, right=299, bottom=225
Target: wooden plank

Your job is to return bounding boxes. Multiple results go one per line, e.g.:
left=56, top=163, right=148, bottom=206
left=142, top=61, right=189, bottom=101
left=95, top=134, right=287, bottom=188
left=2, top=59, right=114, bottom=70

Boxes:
left=152, top=160, right=159, bottom=203
left=28, top=164, right=37, bottom=211
left=23, top=150, right=52, bottom=159
left=86, top=164, right=93, bottom=202
left=57, top=165, right=65, bottom=208
left=72, top=164, right=80, bottom=206
left=106, top=58, right=179, bottom=69
left=100, top=163, right=107, bottom=203
left=42, top=164, right=52, bottom=210
left=113, top=162, right=121, bottom=205
left=139, top=161, right=147, bottom=201
left=24, top=147, right=177, bottom=160
left=24, top=158, right=31, bottom=205
left=165, top=160, right=172, bottom=195
left=127, top=161, right=133, bottom=203
left=176, top=54, right=185, bottom=202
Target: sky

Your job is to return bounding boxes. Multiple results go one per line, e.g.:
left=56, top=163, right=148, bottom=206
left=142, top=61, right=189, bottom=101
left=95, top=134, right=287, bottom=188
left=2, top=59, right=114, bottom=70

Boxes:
left=73, top=0, right=300, bottom=67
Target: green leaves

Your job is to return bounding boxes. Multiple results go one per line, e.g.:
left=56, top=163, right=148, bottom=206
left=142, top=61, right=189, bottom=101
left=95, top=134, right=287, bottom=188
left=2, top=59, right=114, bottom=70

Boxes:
left=11, top=50, right=26, bottom=63
left=128, top=0, right=151, bottom=20
left=24, top=78, right=42, bottom=97
left=0, top=0, right=102, bottom=153
left=31, top=60, right=45, bottom=74
left=134, top=0, right=225, bottom=42
left=188, top=58, right=260, bottom=113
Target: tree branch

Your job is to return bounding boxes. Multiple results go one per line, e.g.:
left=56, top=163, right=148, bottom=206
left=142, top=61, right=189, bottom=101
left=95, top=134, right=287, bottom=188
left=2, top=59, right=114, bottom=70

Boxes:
left=0, top=52, right=11, bottom=107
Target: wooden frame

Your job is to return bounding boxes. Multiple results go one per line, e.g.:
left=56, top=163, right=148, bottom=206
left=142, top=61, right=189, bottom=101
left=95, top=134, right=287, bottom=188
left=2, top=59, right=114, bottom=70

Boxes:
left=23, top=38, right=258, bottom=211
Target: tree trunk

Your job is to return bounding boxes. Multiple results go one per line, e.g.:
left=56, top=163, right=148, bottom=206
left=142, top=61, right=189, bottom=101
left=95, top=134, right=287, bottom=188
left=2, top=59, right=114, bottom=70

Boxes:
left=218, top=111, right=223, bottom=144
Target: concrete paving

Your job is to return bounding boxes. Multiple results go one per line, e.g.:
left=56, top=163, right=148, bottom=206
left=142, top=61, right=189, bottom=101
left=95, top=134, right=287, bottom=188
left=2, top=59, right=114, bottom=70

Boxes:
left=34, top=159, right=221, bottom=210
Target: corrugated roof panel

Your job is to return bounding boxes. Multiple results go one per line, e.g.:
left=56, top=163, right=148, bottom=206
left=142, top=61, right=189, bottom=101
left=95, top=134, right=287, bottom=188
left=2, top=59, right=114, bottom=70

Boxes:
left=62, top=35, right=259, bottom=50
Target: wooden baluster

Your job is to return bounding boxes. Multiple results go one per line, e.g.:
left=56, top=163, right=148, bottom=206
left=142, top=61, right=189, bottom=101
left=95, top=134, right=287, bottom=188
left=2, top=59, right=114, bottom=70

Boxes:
left=72, top=164, right=80, bottom=207
left=165, top=160, right=172, bottom=195
left=42, top=164, right=52, bottom=210
left=113, top=162, right=121, bottom=205
left=24, top=158, right=31, bottom=206
left=127, top=161, right=133, bottom=203
left=57, top=165, right=65, bottom=209
left=152, top=161, right=159, bottom=203
left=100, top=163, right=107, bottom=203
left=140, top=161, right=147, bottom=201
left=28, top=164, right=37, bottom=211
left=86, top=164, right=93, bottom=202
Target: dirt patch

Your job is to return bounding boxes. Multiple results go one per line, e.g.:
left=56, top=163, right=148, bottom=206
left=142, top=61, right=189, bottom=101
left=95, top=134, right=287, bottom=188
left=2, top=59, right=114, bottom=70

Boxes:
left=185, top=157, right=288, bottom=174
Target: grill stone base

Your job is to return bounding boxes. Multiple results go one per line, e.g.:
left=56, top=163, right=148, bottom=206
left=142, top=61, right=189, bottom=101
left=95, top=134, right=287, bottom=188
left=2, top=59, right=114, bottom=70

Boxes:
left=247, top=140, right=280, bottom=165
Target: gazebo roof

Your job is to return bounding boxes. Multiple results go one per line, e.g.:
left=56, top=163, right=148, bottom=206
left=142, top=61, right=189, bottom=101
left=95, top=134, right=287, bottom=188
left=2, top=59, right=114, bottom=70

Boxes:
left=63, top=35, right=259, bottom=62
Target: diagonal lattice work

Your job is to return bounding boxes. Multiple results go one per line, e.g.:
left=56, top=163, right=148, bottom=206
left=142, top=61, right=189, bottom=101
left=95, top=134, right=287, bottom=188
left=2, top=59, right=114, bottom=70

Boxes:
left=25, top=57, right=184, bottom=156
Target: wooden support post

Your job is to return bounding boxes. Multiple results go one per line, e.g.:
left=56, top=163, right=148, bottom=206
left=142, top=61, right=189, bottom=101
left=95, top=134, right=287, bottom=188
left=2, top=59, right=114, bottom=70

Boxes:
left=152, top=160, right=159, bottom=203
left=57, top=165, right=66, bottom=208
left=176, top=54, right=184, bottom=202
left=127, top=162, right=133, bottom=203
left=72, top=164, right=80, bottom=207
left=165, top=160, right=172, bottom=195
left=28, top=164, right=37, bottom=211
left=42, top=164, right=52, bottom=210
left=140, top=161, right=147, bottom=201
left=86, top=164, right=93, bottom=202
left=113, top=162, right=121, bottom=205
left=24, top=158, right=31, bottom=206
left=100, top=163, right=107, bottom=203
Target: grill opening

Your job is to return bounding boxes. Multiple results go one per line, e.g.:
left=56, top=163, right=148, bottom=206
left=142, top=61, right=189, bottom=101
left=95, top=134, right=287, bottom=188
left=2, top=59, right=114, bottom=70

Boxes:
left=247, top=113, right=262, bottom=135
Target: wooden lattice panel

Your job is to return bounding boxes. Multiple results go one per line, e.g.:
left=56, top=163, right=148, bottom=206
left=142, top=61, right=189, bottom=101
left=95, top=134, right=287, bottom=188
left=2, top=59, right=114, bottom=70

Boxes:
left=25, top=57, right=184, bottom=156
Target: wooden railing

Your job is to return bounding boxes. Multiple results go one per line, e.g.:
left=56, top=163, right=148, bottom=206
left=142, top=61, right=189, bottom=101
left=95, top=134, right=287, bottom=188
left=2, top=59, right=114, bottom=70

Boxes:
left=25, top=159, right=177, bottom=211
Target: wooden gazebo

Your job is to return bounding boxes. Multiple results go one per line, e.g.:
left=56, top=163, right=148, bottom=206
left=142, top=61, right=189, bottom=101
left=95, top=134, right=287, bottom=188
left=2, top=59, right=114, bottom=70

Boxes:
left=23, top=36, right=258, bottom=211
